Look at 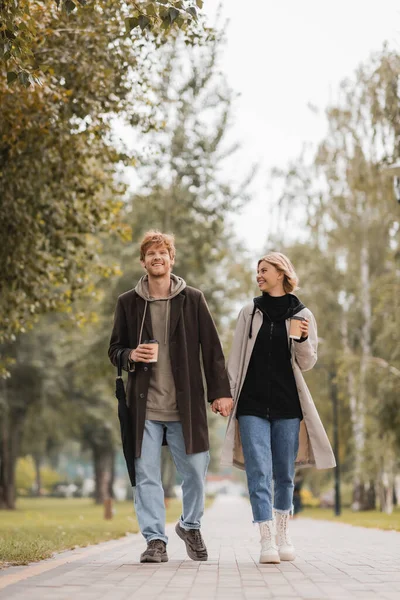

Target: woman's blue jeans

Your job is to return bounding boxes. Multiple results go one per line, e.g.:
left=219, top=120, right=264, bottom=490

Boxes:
left=238, top=415, right=300, bottom=522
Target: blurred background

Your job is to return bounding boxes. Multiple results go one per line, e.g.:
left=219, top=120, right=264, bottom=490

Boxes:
left=0, top=0, right=399, bottom=564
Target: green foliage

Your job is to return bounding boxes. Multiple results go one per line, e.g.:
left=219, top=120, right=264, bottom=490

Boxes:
left=0, top=1, right=149, bottom=362
left=40, top=466, right=63, bottom=490
left=272, top=46, right=400, bottom=498
left=1, top=1, right=206, bottom=84
left=15, top=456, right=35, bottom=493
left=15, top=456, right=62, bottom=493
left=0, top=14, right=252, bottom=507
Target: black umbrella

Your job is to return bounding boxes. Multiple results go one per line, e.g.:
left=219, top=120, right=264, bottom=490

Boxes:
left=115, top=349, right=136, bottom=486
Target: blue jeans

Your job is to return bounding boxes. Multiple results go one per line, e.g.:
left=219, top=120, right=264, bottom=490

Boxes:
left=134, top=420, right=210, bottom=544
left=238, top=416, right=300, bottom=522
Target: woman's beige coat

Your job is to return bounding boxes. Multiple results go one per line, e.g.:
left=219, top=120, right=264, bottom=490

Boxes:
left=220, top=303, right=336, bottom=470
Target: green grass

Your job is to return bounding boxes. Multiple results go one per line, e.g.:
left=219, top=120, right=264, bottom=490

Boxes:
left=0, top=496, right=190, bottom=567
left=300, top=506, right=400, bottom=531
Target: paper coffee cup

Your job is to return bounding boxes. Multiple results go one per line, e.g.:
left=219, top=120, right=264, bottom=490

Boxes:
left=289, top=317, right=305, bottom=340
left=144, top=339, right=159, bottom=363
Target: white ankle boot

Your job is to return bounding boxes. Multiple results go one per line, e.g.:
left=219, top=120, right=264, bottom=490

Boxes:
left=258, top=520, right=280, bottom=564
left=274, top=511, right=295, bottom=561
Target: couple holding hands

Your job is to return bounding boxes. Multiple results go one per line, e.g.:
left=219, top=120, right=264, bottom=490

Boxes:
left=108, top=230, right=335, bottom=565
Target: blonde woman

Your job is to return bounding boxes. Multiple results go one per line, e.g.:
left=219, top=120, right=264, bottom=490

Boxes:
left=219, top=252, right=335, bottom=564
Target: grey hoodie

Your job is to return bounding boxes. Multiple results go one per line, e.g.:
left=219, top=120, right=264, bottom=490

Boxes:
left=135, top=274, right=187, bottom=421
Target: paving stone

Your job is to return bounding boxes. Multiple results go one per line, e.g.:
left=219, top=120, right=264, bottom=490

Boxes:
left=0, top=496, right=399, bottom=599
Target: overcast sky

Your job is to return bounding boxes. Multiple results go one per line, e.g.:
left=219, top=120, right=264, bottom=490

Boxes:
left=203, top=0, right=400, bottom=254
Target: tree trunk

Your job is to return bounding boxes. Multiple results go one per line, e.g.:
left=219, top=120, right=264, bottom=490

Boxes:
left=33, top=454, right=42, bottom=497
left=378, top=445, right=395, bottom=514
left=350, top=197, right=372, bottom=511
left=93, top=445, right=114, bottom=505
left=107, top=450, right=115, bottom=500
left=341, top=291, right=366, bottom=510
left=365, top=480, right=376, bottom=510
left=0, top=416, right=21, bottom=509
left=394, top=474, right=400, bottom=507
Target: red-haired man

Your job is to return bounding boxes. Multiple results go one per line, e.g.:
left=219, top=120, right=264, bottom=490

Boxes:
left=109, top=230, right=232, bottom=563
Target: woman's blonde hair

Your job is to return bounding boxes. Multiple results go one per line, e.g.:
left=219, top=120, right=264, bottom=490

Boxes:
left=257, top=252, right=299, bottom=294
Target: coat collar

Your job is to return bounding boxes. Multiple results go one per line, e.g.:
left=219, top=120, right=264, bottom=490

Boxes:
left=169, top=293, right=185, bottom=339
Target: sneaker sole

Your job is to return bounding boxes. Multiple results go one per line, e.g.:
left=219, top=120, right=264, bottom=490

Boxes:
left=260, top=553, right=281, bottom=564
left=140, top=553, right=169, bottom=563
left=279, top=551, right=295, bottom=561
left=175, top=523, right=208, bottom=562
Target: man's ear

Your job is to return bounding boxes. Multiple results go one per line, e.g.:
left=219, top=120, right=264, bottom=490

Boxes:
left=140, top=259, right=147, bottom=271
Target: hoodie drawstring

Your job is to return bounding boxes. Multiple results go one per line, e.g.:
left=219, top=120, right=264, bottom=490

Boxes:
left=138, top=300, right=148, bottom=345
left=138, top=299, right=170, bottom=346
left=165, top=300, right=170, bottom=345
left=249, top=303, right=257, bottom=339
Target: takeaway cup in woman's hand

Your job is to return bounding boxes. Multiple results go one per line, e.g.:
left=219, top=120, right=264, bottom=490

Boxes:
left=289, top=316, right=305, bottom=340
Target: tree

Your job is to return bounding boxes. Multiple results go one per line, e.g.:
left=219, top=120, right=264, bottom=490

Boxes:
left=0, top=0, right=215, bottom=373
left=1, top=0, right=206, bottom=84
left=104, top=32, right=255, bottom=480
left=271, top=47, right=400, bottom=511
left=0, top=325, right=61, bottom=508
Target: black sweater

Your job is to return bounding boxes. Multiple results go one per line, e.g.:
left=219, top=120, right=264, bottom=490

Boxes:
left=236, top=293, right=306, bottom=421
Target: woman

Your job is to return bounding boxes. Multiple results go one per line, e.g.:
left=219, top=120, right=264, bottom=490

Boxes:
left=219, top=252, right=335, bottom=564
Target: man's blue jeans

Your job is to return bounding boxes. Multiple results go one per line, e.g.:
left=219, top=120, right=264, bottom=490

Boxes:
left=134, top=420, right=210, bottom=544
left=238, top=415, right=300, bottom=522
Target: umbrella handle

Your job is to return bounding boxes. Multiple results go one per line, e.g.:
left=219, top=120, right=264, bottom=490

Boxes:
left=116, top=348, right=124, bottom=378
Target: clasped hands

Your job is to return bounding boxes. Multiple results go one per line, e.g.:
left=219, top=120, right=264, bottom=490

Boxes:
left=211, top=397, right=233, bottom=417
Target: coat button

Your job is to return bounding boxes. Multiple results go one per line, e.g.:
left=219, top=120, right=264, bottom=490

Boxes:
left=144, top=367, right=148, bottom=372
left=140, top=393, right=145, bottom=398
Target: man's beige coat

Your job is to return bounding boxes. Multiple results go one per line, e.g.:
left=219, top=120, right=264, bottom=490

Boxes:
left=220, top=303, right=336, bottom=470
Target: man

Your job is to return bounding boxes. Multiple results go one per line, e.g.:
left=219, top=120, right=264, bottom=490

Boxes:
left=108, top=230, right=233, bottom=563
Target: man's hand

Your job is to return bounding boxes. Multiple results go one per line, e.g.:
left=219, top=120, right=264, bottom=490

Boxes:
left=211, top=397, right=233, bottom=417
left=129, top=344, right=156, bottom=363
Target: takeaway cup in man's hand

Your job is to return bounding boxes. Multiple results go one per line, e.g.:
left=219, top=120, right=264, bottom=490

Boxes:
left=130, top=342, right=158, bottom=363
left=143, top=340, right=159, bottom=363
left=289, top=316, right=305, bottom=340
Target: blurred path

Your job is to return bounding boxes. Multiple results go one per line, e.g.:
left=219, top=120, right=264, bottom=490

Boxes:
left=1, top=495, right=400, bottom=599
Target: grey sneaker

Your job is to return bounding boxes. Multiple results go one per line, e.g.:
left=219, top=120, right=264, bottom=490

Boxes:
left=175, top=522, right=208, bottom=561
left=140, top=539, right=168, bottom=563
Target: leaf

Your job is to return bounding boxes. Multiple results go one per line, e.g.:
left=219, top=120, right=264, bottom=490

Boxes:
left=186, top=6, right=198, bottom=19
left=146, top=3, right=156, bottom=16
left=168, top=7, right=180, bottom=24
left=77, top=0, right=87, bottom=5
left=161, top=17, right=171, bottom=31
left=64, top=0, right=76, bottom=15
left=18, top=71, right=31, bottom=87
left=7, top=72, right=18, bottom=85
left=125, top=17, right=140, bottom=32
left=196, top=0, right=203, bottom=7
left=5, top=29, right=17, bottom=40
left=138, top=16, right=150, bottom=30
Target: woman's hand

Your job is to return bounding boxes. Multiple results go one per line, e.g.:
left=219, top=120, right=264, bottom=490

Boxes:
left=299, top=318, right=309, bottom=339
left=211, top=397, right=233, bottom=417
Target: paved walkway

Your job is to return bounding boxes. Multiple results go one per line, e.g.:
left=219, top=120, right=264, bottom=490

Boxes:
left=1, top=496, right=400, bottom=600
